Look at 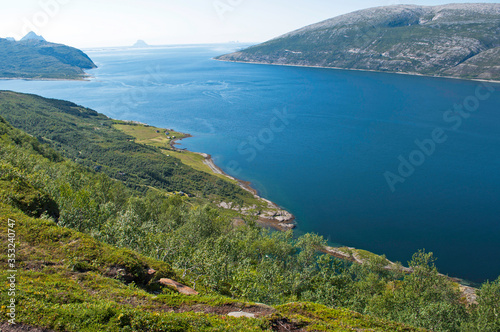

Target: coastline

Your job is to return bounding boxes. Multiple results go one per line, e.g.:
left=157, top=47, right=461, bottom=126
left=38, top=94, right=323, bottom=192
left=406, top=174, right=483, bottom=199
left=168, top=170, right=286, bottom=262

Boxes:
left=323, top=246, right=478, bottom=303
left=169, top=135, right=296, bottom=231
left=0, top=75, right=92, bottom=82
left=169, top=132, right=479, bottom=293
left=214, top=58, right=500, bottom=85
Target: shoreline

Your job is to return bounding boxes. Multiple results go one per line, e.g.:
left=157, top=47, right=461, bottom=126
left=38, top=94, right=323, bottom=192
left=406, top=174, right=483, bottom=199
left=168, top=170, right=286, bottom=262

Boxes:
left=169, top=131, right=480, bottom=293
left=0, top=71, right=94, bottom=82
left=169, top=135, right=296, bottom=231
left=0, top=75, right=92, bottom=82
left=323, top=246, right=478, bottom=302
left=214, top=58, right=500, bottom=85
left=113, top=121, right=480, bottom=299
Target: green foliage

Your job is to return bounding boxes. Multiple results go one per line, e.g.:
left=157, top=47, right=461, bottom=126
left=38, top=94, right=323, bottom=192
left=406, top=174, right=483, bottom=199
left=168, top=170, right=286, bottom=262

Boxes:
left=0, top=91, right=253, bottom=204
left=0, top=175, right=59, bottom=220
left=462, top=278, right=500, bottom=331
left=0, top=121, right=60, bottom=219
left=367, top=251, right=468, bottom=331
left=0, top=268, right=268, bottom=331
left=0, top=203, right=423, bottom=332
left=0, top=97, right=498, bottom=331
left=275, top=302, right=426, bottom=331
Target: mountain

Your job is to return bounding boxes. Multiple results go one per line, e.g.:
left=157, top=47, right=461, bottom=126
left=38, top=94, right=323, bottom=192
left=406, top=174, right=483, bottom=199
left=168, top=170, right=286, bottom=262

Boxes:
left=216, top=4, right=500, bottom=81
left=4, top=37, right=15, bottom=42
left=0, top=32, right=96, bottom=79
left=20, top=31, right=46, bottom=42
left=133, top=39, right=149, bottom=48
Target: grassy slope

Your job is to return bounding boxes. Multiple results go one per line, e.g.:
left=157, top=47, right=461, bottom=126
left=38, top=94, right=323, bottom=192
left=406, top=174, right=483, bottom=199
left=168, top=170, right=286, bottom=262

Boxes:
left=0, top=203, right=424, bottom=331
left=0, top=91, right=254, bottom=206
left=113, top=123, right=237, bottom=184
left=112, top=122, right=266, bottom=220
left=0, top=94, right=426, bottom=331
left=0, top=203, right=264, bottom=331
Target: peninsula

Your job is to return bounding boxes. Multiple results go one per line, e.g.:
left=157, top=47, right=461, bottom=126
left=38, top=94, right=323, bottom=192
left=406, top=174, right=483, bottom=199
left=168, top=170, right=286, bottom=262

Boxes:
left=0, top=32, right=96, bottom=80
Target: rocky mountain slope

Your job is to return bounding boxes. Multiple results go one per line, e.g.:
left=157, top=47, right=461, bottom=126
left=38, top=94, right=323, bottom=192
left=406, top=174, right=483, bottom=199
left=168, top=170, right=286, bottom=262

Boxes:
left=217, top=4, right=500, bottom=81
left=0, top=32, right=96, bottom=79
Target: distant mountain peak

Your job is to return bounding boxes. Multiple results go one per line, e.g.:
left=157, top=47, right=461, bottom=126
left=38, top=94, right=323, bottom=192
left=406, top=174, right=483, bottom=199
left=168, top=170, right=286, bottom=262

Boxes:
left=5, top=37, right=15, bottom=42
left=133, top=39, right=149, bottom=48
left=21, top=31, right=46, bottom=42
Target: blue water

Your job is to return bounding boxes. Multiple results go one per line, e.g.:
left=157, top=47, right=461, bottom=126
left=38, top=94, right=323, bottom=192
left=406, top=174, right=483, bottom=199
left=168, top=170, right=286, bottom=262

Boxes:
left=1, top=44, right=499, bottom=283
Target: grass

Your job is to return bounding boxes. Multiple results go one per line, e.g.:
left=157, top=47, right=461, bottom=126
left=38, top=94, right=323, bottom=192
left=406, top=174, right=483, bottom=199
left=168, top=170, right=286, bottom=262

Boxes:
left=353, top=249, right=390, bottom=265
left=0, top=111, right=429, bottom=331
left=113, top=123, right=186, bottom=148
left=0, top=203, right=268, bottom=331
left=0, top=91, right=253, bottom=202
left=113, top=122, right=260, bottom=206
left=275, top=302, right=426, bottom=331
left=113, top=122, right=237, bottom=183
left=0, top=203, right=425, bottom=331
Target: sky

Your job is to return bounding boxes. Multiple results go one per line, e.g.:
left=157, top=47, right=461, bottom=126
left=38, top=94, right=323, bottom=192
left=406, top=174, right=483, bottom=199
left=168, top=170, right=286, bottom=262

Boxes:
left=0, top=0, right=498, bottom=48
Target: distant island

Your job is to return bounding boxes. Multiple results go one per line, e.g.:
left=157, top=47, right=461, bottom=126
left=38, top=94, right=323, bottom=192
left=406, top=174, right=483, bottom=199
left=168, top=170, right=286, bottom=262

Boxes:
left=0, top=31, right=96, bottom=80
left=132, top=39, right=150, bottom=48
left=216, top=4, right=500, bottom=82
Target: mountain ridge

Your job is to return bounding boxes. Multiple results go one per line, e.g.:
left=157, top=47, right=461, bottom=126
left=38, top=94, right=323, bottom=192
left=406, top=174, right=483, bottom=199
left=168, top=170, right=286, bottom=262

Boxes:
left=216, top=3, right=500, bottom=81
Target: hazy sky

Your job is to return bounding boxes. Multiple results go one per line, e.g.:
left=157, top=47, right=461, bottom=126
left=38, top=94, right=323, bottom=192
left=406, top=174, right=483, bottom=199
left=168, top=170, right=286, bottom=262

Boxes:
left=0, top=0, right=498, bottom=48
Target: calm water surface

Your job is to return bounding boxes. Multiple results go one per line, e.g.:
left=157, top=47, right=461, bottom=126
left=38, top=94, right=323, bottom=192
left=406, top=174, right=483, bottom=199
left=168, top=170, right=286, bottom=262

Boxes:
left=1, top=44, right=499, bottom=282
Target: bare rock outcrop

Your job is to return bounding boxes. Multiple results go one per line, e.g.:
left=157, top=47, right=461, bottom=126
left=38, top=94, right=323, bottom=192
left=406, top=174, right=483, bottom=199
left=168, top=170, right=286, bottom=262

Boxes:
left=159, top=278, right=199, bottom=295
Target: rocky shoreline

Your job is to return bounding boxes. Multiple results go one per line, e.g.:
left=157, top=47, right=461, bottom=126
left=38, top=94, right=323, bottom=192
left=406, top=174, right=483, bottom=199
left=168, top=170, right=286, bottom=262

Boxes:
left=169, top=136, right=296, bottom=231
left=324, top=246, right=479, bottom=305
left=169, top=132, right=479, bottom=302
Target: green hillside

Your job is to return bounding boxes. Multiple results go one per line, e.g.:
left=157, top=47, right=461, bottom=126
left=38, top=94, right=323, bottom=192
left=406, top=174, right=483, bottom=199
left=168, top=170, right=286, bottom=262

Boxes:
left=0, top=203, right=431, bottom=331
left=0, top=91, right=252, bottom=205
left=216, top=4, right=500, bottom=81
left=0, top=93, right=499, bottom=331
left=0, top=38, right=96, bottom=80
